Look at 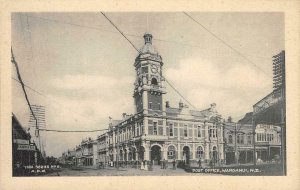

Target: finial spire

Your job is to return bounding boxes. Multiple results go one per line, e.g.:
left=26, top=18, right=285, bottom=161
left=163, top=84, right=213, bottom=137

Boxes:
left=146, top=13, right=149, bottom=33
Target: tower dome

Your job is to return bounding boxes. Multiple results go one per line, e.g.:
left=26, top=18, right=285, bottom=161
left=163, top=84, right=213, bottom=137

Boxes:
left=139, top=33, right=159, bottom=55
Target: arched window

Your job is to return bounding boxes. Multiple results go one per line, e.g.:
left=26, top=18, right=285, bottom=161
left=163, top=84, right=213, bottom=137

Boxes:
left=228, top=135, right=233, bottom=144
left=196, top=146, right=204, bottom=159
left=151, top=78, right=158, bottom=85
left=168, top=145, right=175, bottom=159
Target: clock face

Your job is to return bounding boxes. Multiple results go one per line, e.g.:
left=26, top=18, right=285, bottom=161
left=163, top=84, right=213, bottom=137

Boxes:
left=151, top=64, right=158, bottom=74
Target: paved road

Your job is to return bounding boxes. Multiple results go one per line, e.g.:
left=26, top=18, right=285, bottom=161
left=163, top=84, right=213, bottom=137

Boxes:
left=45, top=166, right=220, bottom=176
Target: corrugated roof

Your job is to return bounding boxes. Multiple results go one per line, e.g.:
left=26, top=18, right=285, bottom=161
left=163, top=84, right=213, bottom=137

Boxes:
left=238, top=112, right=253, bottom=124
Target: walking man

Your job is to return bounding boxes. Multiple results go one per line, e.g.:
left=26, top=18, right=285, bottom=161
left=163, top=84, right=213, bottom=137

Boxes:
left=198, top=158, right=202, bottom=168
left=172, top=159, right=176, bottom=170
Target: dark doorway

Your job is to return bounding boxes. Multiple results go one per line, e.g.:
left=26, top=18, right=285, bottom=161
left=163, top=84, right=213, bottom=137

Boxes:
left=212, top=146, right=218, bottom=164
left=139, top=146, right=145, bottom=160
left=151, top=145, right=161, bottom=165
left=183, top=146, right=190, bottom=164
left=226, top=152, right=235, bottom=165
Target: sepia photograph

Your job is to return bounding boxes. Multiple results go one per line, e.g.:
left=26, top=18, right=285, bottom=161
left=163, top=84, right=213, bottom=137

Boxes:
left=10, top=12, right=287, bottom=177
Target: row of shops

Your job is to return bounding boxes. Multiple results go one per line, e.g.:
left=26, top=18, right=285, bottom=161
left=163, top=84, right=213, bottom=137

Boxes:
left=12, top=114, right=44, bottom=176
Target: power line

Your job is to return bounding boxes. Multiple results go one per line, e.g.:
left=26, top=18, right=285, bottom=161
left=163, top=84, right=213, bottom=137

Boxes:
left=12, top=77, right=47, bottom=98
left=100, top=12, right=198, bottom=110
left=12, top=77, right=109, bottom=126
left=164, top=78, right=197, bottom=110
left=11, top=47, right=38, bottom=131
left=39, top=129, right=108, bottom=133
left=25, top=15, right=207, bottom=51
left=23, top=14, right=271, bottom=60
left=183, top=12, right=271, bottom=77
left=100, top=12, right=141, bottom=53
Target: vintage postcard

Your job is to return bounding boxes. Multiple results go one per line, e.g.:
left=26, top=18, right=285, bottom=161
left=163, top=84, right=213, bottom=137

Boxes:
left=1, top=0, right=300, bottom=190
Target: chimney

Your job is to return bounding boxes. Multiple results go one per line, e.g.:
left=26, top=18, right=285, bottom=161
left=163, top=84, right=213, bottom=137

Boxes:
left=179, top=100, right=184, bottom=110
left=227, top=116, right=232, bottom=123
left=166, top=101, right=170, bottom=108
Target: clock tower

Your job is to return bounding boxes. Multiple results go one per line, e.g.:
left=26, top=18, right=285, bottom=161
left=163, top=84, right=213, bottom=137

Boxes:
left=133, top=33, right=166, bottom=115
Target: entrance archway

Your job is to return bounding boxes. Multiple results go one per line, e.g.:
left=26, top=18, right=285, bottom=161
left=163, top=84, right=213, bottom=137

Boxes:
left=183, top=146, right=190, bottom=164
left=151, top=145, right=161, bottom=165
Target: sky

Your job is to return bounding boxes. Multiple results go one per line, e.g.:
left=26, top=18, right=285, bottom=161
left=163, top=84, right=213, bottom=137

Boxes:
left=11, top=12, right=284, bottom=157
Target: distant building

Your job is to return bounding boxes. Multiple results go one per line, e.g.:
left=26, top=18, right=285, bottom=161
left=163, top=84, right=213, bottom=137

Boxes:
left=71, top=138, right=97, bottom=166
left=96, top=133, right=109, bottom=165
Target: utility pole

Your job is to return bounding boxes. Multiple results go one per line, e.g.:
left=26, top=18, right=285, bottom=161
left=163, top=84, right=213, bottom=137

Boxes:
left=235, top=123, right=238, bottom=165
left=252, top=116, right=256, bottom=166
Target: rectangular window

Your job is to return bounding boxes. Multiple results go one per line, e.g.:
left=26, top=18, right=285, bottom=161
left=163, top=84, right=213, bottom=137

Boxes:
left=169, top=124, right=173, bottom=136
left=153, top=122, right=157, bottom=135
left=247, top=136, right=251, bottom=144
left=149, top=102, right=152, bottom=110
left=140, top=123, right=144, bottom=135
left=158, top=103, right=161, bottom=110
left=197, top=126, right=201, bottom=137
left=201, top=126, right=205, bottom=138
left=184, top=125, right=188, bottom=137
left=142, top=66, right=148, bottom=73
left=137, top=126, right=140, bottom=136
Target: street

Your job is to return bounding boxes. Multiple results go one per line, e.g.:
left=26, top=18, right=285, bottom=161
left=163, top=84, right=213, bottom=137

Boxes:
left=44, top=166, right=221, bottom=176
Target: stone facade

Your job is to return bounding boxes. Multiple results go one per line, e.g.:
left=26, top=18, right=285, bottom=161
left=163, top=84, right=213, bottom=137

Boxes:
left=96, top=33, right=225, bottom=166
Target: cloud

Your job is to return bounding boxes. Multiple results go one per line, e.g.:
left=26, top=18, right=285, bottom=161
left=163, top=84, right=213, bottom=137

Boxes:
left=36, top=74, right=136, bottom=156
left=51, top=74, right=134, bottom=90
left=165, top=56, right=272, bottom=119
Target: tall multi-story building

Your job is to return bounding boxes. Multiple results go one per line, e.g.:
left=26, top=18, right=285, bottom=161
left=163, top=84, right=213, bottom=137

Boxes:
left=97, top=33, right=225, bottom=166
left=72, top=138, right=97, bottom=166
left=224, top=112, right=281, bottom=165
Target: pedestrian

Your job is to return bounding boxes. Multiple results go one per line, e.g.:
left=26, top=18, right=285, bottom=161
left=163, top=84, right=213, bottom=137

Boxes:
left=165, top=159, right=168, bottom=169
left=209, top=160, right=213, bottom=168
left=13, top=162, right=21, bottom=176
left=198, top=159, right=202, bottom=168
left=172, top=159, right=176, bottom=170
left=161, top=160, right=164, bottom=169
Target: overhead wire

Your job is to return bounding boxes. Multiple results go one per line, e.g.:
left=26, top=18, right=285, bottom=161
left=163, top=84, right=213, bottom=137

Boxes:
left=24, top=14, right=272, bottom=60
left=28, top=14, right=207, bottom=52
left=183, top=12, right=271, bottom=77
left=100, top=12, right=141, bottom=53
left=12, top=77, right=109, bottom=126
left=39, top=129, right=108, bottom=133
left=14, top=13, right=268, bottom=132
left=100, top=11, right=198, bottom=110
left=11, top=47, right=38, bottom=129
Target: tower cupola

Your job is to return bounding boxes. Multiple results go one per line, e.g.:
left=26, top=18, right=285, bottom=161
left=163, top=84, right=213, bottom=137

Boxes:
left=144, top=33, right=153, bottom=44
